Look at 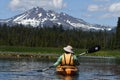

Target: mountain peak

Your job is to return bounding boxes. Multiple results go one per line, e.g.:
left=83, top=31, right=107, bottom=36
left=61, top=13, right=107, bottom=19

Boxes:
left=0, top=7, right=112, bottom=31
left=30, top=7, right=46, bottom=13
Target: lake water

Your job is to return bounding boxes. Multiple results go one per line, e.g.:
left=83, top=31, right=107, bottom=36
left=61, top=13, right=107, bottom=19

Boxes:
left=0, top=56, right=120, bottom=80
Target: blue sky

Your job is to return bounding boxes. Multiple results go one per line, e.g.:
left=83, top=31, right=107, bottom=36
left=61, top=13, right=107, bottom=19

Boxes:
left=0, top=0, right=120, bottom=27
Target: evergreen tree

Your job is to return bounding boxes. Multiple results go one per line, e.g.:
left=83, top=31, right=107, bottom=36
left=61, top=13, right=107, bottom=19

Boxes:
left=115, top=17, right=120, bottom=49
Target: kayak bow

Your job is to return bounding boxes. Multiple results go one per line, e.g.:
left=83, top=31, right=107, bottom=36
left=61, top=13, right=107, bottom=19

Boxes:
left=56, top=65, right=78, bottom=75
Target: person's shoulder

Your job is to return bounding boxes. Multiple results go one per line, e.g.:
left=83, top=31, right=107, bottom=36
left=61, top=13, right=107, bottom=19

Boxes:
left=73, top=54, right=77, bottom=58
left=59, top=55, right=63, bottom=58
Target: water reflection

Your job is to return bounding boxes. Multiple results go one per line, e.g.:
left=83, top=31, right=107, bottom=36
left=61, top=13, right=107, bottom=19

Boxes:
left=56, top=75, right=79, bottom=80
left=0, top=57, right=119, bottom=80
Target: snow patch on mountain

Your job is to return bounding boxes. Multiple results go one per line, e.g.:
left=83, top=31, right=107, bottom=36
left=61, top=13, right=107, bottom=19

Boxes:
left=13, top=14, right=28, bottom=22
left=17, top=19, right=40, bottom=27
left=38, top=13, right=42, bottom=17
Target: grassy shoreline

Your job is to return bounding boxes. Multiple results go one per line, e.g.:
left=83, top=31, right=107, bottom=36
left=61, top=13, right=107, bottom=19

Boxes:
left=0, top=46, right=120, bottom=58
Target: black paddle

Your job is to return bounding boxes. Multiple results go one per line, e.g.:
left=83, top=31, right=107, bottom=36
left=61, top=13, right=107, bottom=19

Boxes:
left=38, top=45, right=101, bottom=72
left=79, top=45, right=101, bottom=56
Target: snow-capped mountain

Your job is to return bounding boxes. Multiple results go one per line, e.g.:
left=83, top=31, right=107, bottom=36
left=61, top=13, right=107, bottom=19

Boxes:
left=0, top=7, right=112, bottom=31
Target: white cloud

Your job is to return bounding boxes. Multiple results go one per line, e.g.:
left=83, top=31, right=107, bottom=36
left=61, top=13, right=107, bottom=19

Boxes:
left=9, top=0, right=66, bottom=11
left=100, top=2, right=120, bottom=18
left=100, top=13, right=120, bottom=19
left=87, top=5, right=100, bottom=11
left=9, top=0, right=20, bottom=9
left=87, top=4, right=108, bottom=12
left=109, top=2, right=120, bottom=12
left=87, top=4, right=106, bottom=12
left=53, top=0, right=63, bottom=9
left=100, top=14, right=113, bottom=18
left=87, top=2, right=120, bottom=18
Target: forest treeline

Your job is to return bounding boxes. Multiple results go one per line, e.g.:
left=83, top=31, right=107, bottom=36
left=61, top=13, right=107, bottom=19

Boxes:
left=0, top=23, right=118, bottom=50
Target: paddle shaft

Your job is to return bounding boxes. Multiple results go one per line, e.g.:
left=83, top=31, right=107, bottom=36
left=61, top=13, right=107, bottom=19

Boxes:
left=37, top=65, right=54, bottom=72
left=79, top=52, right=86, bottom=56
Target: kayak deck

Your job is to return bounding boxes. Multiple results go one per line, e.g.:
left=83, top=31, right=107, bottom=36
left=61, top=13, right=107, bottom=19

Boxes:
left=56, top=66, right=78, bottom=75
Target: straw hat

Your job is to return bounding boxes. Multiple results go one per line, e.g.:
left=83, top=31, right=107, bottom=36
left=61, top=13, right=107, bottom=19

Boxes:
left=63, top=45, right=74, bottom=53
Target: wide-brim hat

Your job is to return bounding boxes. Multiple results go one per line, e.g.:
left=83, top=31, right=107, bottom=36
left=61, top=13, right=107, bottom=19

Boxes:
left=63, top=45, right=74, bottom=53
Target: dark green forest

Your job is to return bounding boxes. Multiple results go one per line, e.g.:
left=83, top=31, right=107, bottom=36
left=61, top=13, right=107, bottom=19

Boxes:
left=0, top=17, right=120, bottom=50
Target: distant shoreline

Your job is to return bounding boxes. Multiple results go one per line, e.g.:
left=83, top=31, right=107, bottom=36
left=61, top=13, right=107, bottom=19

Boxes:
left=0, top=46, right=120, bottom=58
left=0, top=51, right=60, bottom=59
left=0, top=51, right=119, bottom=59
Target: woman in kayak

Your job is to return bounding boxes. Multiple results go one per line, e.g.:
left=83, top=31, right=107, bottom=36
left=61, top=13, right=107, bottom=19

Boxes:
left=50, top=45, right=80, bottom=68
left=50, top=45, right=80, bottom=75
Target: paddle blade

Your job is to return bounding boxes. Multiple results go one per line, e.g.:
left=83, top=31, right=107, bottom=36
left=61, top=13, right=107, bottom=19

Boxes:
left=87, top=45, right=101, bottom=53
